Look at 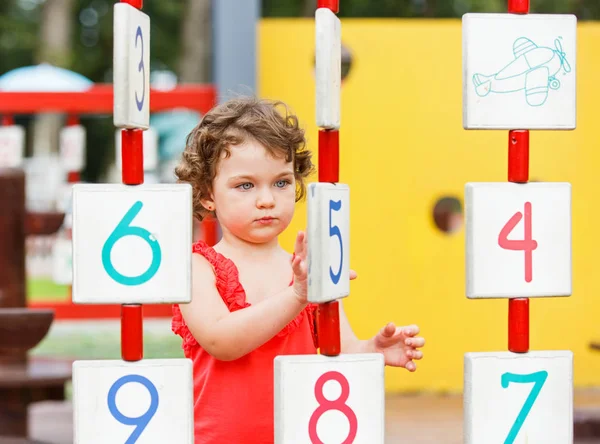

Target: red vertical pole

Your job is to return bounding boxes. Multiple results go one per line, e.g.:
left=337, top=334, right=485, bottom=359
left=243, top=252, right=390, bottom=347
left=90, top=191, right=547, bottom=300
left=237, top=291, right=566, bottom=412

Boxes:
left=119, top=0, right=144, bottom=362
left=507, top=0, right=530, bottom=354
left=317, top=129, right=341, bottom=356
left=315, top=1, right=342, bottom=357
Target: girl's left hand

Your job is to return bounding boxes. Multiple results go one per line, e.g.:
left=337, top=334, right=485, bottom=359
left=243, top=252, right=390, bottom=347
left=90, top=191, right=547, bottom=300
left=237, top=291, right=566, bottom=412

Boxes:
left=372, top=323, right=425, bottom=371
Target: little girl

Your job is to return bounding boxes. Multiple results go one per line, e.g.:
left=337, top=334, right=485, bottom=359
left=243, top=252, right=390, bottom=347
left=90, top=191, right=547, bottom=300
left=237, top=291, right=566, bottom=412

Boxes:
left=172, top=96, right=425, bottom=443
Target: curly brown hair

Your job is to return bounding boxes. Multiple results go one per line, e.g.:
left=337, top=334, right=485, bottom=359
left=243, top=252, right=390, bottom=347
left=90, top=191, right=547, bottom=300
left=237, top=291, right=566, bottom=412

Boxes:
left=175, top=96, right=315, bottom=221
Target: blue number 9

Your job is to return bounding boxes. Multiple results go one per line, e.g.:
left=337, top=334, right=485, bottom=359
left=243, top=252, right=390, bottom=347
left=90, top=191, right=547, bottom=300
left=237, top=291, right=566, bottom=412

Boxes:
left=102, top=201, right=161, bottom=286
left=135, top=26, right=145, bottom=112
left=328, top=199, right=343, bottom=284
left=107, top=374, right=159, bottom=444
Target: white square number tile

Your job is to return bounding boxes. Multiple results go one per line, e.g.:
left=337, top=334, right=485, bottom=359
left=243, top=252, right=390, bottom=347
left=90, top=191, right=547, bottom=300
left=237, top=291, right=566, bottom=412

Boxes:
left=73, top=359, right=193, bottom=444
left=72, top=184, right=192, bottom=304
left=113, top=2, right=150, bottom=129
left=307, top=182, right=350, bottom=304
left=274, top=353, right=385, bottom=444
left=463, top=13, right=577, bottom=130
left=464, top=351, right=573, bottom=444
left=465, top=182, right=571, bottom=298
left=315, top=7, right=341, bottom=130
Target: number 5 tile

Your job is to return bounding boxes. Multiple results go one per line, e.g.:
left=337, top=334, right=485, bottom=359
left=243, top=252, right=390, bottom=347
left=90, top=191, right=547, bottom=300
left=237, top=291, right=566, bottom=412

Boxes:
left=465, top=182, right=571, bottom=299
left=464, top=350, right=573, bottom=444
left=307, top=182, right=350, bottom=304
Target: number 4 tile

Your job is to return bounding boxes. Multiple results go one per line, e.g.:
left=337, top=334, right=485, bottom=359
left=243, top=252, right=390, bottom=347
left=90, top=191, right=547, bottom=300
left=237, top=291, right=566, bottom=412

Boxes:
left=464, top=351, right=573, bottom=444
left=274, top=354, right=385, bottom=444
left=465, top=182, right=571, bottom=299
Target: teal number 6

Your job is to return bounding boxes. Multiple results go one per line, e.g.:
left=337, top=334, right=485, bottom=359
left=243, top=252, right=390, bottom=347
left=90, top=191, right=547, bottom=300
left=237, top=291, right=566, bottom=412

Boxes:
left=102, top=201, right=161, bottom=286
left=501, top=370, right=548, bottom=444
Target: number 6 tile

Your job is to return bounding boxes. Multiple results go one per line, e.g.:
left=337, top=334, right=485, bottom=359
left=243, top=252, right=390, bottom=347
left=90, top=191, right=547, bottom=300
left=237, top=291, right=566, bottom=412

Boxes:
left=72, top=184, right=192, bottom=304
left=307, top=183, right=350, bottom=304
left=464, top=351, right=573, bottom=444
left=465, top=182, right=571, bottom=299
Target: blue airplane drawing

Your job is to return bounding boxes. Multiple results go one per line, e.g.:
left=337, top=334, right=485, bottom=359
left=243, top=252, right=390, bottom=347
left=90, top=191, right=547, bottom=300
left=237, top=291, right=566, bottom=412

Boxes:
left=473, top=37, right=572, bottom=107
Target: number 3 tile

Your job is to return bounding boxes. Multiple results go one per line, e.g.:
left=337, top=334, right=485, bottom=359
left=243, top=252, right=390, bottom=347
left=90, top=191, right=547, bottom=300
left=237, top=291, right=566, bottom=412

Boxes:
left=465, top=182, right=571, bottom=299
left=464, top=351, right=573, bottom=444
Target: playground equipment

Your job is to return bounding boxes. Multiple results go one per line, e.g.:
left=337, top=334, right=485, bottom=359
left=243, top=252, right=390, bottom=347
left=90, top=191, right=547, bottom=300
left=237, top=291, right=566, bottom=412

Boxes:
left=274, top=1, right=386, bottom=442
left=463, top=0, right=577, bottom=442
left=0, top=169, right=71, bottom=441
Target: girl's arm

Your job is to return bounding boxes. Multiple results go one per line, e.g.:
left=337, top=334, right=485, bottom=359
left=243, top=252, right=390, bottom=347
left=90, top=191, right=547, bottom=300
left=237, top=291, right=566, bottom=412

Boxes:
left=339, top=300, right=371, bottom=354
left=180, top=253, right=307, bottom=361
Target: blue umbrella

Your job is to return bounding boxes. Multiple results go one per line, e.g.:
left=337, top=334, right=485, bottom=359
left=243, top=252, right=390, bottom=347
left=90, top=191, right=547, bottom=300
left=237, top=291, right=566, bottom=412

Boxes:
left=0, top=63, right=93, bottom=92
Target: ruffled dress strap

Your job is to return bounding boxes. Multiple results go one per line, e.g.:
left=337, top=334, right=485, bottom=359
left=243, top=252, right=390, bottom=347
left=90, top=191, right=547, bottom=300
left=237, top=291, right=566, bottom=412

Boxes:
left=172, top=240, right=319, bottom=354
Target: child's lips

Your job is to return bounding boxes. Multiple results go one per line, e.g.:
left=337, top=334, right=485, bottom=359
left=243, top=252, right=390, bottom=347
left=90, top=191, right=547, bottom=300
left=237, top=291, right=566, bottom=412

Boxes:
left=256, top=216, right=276, bottom=224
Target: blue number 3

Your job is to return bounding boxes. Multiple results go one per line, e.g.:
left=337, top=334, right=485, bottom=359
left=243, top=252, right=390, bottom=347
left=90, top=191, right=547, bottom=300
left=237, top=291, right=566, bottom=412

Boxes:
left=134, top=26, right=145, bottom=112
left=107, top=374, right=159, bottom=443
left=329, top=199, right=343, bottom=284
left=102, top=201, right=161, bottom=286
left=502, top=370, right=548, bottom=443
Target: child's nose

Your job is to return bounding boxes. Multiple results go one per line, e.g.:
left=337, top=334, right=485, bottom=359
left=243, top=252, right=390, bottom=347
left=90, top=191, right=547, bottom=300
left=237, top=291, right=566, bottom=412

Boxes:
left=256, top=189, right=275, bottom=208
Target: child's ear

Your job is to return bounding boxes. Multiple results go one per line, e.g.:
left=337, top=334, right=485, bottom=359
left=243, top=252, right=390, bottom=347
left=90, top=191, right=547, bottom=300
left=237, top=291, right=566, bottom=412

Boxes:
left=200, top=197, right=215, bottom=212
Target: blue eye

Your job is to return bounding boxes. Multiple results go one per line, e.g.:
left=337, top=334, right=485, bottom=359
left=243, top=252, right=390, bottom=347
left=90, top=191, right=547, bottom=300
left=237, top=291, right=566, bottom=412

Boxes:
left=237, top=183, right=253, bottom=190
left=275, top=180, right=290, bottom=188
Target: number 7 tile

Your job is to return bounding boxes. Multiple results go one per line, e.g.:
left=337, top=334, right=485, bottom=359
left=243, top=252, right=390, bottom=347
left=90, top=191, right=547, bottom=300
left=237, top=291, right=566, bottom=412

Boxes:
left=465, top=182, right=571, bottom=299
left=464, top=350, right=573, bottom=444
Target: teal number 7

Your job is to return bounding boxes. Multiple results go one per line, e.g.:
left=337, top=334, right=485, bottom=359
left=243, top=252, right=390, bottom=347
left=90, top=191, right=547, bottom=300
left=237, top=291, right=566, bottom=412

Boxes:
left=501, top=370, right=548, bottom=444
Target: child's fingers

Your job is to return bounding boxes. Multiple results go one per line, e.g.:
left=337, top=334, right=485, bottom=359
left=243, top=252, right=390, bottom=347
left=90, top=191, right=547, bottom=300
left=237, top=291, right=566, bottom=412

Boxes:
left=402, top=325, right=420, bottom=337
left=379, top=322, right=396, bottom=338
left=405, top=336, right=426, bottom=348
left=405, top=361, right=417, bottom=372
left=294, top=231, right=306, bottom=257
left=407, top=350, right=424, bottom=360
left=349, top=269, right=358, bottom=280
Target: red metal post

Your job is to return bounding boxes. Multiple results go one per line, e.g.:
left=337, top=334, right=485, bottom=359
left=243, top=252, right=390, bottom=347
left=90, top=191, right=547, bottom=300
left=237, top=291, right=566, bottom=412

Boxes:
left=120, top=0, right=144, bottom=362
left=507, top=0, right=530, bottom=353
left=317, top=130, right=341, bottom=356
left=121, top=0, right=143, bottom=8
left=508, top=130, right=529, bottom=183
left=121, top=305, right=143, bottom=361
left=509, top=298, right=529, bottom=352
left=318, top=130, right=340, bottom=183
left=121, top=129, right=144, bottom=185
left=508, top=0, right=529, bottom=14
left=317, top=0, right=339, bottom=13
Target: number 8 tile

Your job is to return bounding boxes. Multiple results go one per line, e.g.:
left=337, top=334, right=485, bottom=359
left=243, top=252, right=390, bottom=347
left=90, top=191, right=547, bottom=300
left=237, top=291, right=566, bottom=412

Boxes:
left=307, top=182, right=350, bottom=304
left=465, top=182, right=571, bottom=299
left=274, top=353, right=385, bottom=444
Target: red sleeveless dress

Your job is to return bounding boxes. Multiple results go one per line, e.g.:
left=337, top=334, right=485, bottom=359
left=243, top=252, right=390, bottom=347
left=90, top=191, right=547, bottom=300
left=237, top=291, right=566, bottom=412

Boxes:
left=172, top=240, right=318, bottom=443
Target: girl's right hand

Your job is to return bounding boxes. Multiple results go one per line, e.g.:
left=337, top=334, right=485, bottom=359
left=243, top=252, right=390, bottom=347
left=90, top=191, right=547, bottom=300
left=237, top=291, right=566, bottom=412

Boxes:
left=291, top=231, right=309, bottom=304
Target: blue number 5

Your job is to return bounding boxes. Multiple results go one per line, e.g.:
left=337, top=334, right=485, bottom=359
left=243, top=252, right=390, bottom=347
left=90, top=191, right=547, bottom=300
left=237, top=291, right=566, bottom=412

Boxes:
left=501, top=370, right=548, bottom=443
left=102, top=201, right=161, bottom=286
left=107, top=374, right=159, bottom=443
left=135, top=26, right=145, bottom=112
left=329, top=199, right=342, bottom=284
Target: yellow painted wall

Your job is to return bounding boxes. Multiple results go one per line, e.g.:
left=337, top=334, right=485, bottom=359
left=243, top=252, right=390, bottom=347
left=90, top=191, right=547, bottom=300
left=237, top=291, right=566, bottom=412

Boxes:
left=259, top=18, right=600, bottom=394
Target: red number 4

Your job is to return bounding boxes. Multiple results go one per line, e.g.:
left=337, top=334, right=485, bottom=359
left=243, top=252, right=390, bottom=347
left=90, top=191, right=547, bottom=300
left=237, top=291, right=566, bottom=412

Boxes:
left=498, top=202, right=538, bottom=283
